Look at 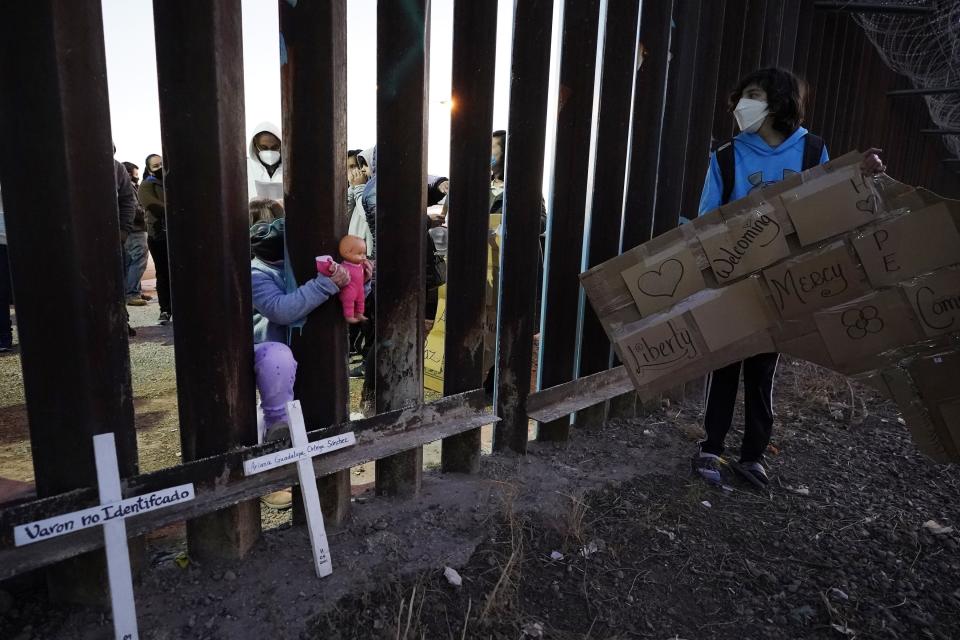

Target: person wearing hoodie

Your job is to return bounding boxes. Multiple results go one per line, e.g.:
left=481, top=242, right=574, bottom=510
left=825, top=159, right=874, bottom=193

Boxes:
left=347, top=149, right=373, bottom=257
left=250, top=218, right=370, bottom=509
left=248, top=121, right=283, bottom=201
left=138, top=154, right=173, bottom=325
left=693, top=67, right=885, bottom=489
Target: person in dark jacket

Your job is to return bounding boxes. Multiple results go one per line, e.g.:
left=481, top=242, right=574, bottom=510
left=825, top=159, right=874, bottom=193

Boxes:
left=122, top=161, right=151, bottom=307
left=113, top=154, right=138, bottom=336
left=138, top=154, right=172, bottom=325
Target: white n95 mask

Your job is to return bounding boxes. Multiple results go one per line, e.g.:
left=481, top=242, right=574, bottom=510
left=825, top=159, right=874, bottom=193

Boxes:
left=733, top=98, right=768, bottom=133
left=258, top=149, right=280, bottom=165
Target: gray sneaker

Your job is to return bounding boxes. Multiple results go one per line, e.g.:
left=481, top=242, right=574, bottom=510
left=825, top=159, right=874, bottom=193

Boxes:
left=265, top=422, right=290, bottom=443
left=733, top=460, right=769, bottom=489
left=692, top=451, right=723, bottom=485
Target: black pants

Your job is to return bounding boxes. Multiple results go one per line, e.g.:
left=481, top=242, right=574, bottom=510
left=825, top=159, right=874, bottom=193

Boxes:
left=701, top=352, right=780, bottom=463
left=147, top=235, right=172, bottom=314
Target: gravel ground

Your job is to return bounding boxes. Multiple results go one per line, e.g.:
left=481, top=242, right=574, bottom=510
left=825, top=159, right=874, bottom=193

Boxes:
left=2, top=357, right=958, bottom=639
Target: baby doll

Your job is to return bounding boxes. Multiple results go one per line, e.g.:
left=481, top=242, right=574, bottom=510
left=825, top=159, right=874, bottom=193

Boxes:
left=317, top=234, right=368, bottom=324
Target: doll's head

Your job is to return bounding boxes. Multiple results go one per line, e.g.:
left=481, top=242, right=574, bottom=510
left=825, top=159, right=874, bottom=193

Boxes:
left=339, top=234, right=367, bottom=264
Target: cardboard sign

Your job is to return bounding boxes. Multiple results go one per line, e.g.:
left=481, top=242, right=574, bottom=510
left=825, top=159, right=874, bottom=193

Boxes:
left=697, top=205, right=791, bottom=282
left=902, top=268, right=960, bottom=337
left=13, top=433, right=197, bottom=640
left=780, top=165, right=881, bottom=246
left=852, top=203, right=960, bottom=287
left=619, top=248, right=705, bottom=318
left=814, top=290, right=922, bottom=365
left=689, top=278, right=773, bottom=351
left=907, top=351, right=960, bottom=402
left=763, top=244, right=868, bottom=319
left=424, top=285, right=446, bottom=393
left=617, top=313, right=702, bottom=386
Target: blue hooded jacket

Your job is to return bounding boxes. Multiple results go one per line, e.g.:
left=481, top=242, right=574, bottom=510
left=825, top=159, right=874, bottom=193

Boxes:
left=698, top=126, right=829, bottom=216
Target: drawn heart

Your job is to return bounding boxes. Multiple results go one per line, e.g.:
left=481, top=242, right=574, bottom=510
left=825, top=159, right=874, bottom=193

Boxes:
left=855, top=194, right=878, bottom=214
left=637, top=258, right=684, bottom=299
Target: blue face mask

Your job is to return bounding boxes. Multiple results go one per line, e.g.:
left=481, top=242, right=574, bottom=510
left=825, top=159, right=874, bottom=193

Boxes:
left=490, top=155, right=497, bottom=167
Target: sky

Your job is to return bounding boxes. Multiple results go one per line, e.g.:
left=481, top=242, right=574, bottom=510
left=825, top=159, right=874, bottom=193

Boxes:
left=102, top=0, right=563, bottom=180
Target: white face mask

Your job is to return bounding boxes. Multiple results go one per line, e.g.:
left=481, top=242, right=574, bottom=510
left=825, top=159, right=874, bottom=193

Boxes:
left=258, top=149, right=280, bottom=165
left=734, top=98, right=768, bottom=133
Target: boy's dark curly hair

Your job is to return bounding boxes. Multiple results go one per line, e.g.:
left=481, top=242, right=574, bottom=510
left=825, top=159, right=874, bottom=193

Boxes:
left=728, top=67, right=806, bottom=136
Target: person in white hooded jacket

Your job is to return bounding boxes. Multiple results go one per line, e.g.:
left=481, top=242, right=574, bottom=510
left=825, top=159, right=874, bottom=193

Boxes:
left=247, top=121, right=283, bottom=201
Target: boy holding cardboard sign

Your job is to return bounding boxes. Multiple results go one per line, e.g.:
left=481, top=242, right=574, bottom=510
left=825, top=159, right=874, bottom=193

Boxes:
left=694, top=67, right=885, bottom=488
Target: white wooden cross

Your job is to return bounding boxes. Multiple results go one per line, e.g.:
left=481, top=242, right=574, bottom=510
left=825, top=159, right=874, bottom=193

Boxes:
left=13, top=433, right=195, bottom=640
left=242, top=400, right=356, bottom=577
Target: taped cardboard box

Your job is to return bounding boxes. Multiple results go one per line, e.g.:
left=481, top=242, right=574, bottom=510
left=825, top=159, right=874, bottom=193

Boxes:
left=906, top=352, right=960, bottom=454
left=580, top=149, right=960, bottom=461
left=852, top=202, right=960, bottom=288
left=881, top=367, right=958, bottom=462
left=696, top=202, right=792, bottom=283
left=780, top=163, right=883, bottom=246
left=615, top=280, right=776, bottom=396
left=689, top=277, right=776, bottom=351
left=614, top=309, right=704, bottom=389
left=901, top=266, right=960, bottom=338
left=762, top=241, right=870, bottom=319
left=813, top=289, right=924, bottom=366
left=582, top=230, right=707, bottom=324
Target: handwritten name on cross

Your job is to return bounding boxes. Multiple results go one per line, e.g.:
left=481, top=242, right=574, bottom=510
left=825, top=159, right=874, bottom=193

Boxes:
left=13, top=433, right=195, bottom=640
left=242, top=400, right=356, bottom=578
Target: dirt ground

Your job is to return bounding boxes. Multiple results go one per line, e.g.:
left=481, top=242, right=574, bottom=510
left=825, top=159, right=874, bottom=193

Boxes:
left=1, top=354, right=959, bottom=639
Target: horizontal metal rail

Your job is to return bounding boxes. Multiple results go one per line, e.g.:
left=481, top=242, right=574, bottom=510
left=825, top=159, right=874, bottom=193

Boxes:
left=526, top=366, right=634, bottom=423
left=0, top=390, right=493, bottom=579
left=887, top=86, right=960, bottom=97
left=813, top=2, right=934, bottom=15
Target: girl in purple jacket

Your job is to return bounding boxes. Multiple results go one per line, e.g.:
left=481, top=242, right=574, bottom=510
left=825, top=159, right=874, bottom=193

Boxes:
left=250, top=218, right=372, bottom=442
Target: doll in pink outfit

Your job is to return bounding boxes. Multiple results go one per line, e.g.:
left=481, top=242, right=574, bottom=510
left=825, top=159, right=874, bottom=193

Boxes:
left=317, top=235, right=369, bottom=324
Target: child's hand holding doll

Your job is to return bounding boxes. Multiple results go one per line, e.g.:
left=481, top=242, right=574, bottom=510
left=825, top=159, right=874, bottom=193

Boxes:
left=316, top=235, right=370, bottom=324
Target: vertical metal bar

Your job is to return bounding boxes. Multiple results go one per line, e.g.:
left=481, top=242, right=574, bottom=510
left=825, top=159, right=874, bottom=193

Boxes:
left=713, top=0, right=750, bottom=144
left=761, top=0, right=785, bottom=67
left=440, top=0, right=499, bottom=473
left=493, top=0, right=555, bottom=455
left=821, top=17, right=849, bottom=148
left=739, top=0, right=767, bottom=77
left=576, top=0, right=642, bottom=427
left=844, top=29, right=870, bottom=153
left=857, top=35, right=888, bottom=153
left=374, top=0, right=428, bottom=495
left=809, top=12, right=839, bottom=134
left=537, top=0, right=602, bottom=442
left=153, top=0, right=260, bottom=559
left=651, top=0, right=701, bottom=237
left=0, top=0, right=137, bottom=604
left=679, top=0, right=727, bottom=221
left=279, top=0, right=352, bottom=524
left=793, top=0, right=817, bottom=80
left=777, top=0, right=802, bottom=69
left=800, top=8, right=825, bottom=127
left=620, top=0, right=674, bottom=252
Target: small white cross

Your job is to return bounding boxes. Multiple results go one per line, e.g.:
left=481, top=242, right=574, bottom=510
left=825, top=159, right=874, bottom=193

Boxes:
left=242, top=400, right=356, bottom=577
left=14, top=433, right=195, bottom=640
